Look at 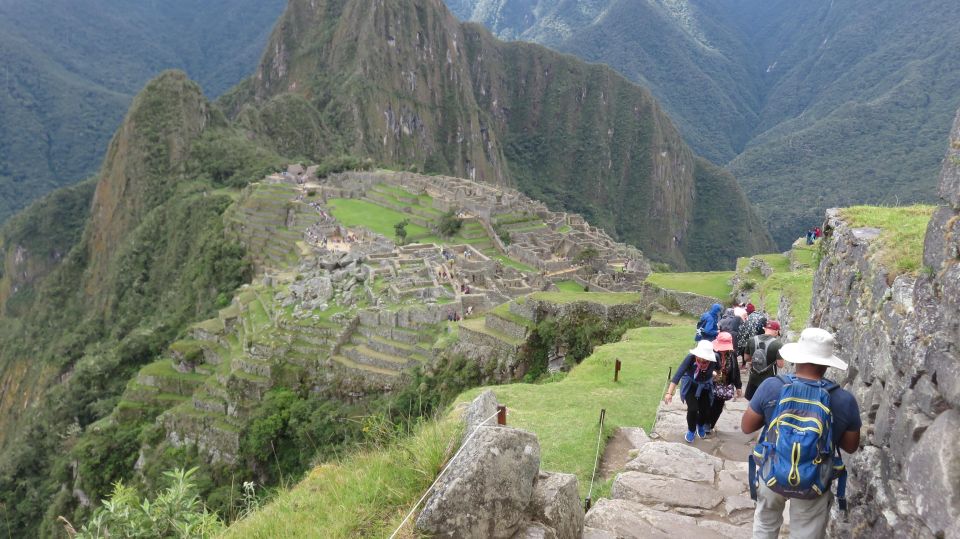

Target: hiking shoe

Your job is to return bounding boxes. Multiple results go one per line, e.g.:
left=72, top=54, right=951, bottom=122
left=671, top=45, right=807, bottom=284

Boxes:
left=696, top=424, right=707, bottom=439
left=703, top=425, right=712, bottom=436
left=684, top=431, right=695, bottom=443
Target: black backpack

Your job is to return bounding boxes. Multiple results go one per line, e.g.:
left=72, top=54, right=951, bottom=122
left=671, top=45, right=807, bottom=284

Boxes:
left=750, top=335, right=777, bottom=375
left=718, top=315, right=738, bottom=333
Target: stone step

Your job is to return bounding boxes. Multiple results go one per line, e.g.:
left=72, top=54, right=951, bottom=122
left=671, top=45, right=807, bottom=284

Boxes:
left=233, top=356, right=272, bottom=379
left=583, top=498, right=746, bottom=539
left=357, top=324, right=426, bottom=345
left=360, top=334, right=416, bottom=357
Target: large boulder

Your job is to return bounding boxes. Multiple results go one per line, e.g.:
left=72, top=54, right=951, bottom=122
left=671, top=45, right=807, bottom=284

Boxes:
left=463, top=389, right=499, bottom=435
left=583, top=498, right=729, bottom=539
left=529, top=471, right=583, bottom=539
left=416, top=426, right=541, bottom=538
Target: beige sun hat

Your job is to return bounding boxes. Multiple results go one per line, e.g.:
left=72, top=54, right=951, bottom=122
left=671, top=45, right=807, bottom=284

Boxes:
left=688, top=340, right=717, bottom=362
left=779, top=328, right=848, bottom=370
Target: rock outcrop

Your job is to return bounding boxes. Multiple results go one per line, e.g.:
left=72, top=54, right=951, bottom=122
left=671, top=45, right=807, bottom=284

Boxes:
left=416, top=392, right=584, bottom=538
left=810, top=108, right=960, bottom=538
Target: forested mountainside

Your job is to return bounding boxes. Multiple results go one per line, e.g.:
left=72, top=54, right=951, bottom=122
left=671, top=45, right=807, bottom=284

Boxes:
left=219, top=0, right=772, bottom=269
left=0, top=0, right=287, bottom=226
left=448, top=0, right=960, bottom=247
left=0, top=1, right=773, bottom=535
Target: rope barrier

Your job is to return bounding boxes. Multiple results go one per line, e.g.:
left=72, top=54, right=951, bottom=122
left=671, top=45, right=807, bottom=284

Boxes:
left=585, top=408, right=607, bottom=510
left=388, top=409, right=503, bottom=539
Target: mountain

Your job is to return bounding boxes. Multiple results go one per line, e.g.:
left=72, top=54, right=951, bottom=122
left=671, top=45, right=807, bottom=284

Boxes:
left=447, top=0, right=960, bottom=247
left=218, top=0, right=772, bottom=269
left=0, top=0, right=773, bottom=535
left=0, top=0, right=287, bottom=226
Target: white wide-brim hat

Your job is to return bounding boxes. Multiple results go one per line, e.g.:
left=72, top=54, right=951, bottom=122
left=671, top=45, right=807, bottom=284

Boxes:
left=689, top=340, right=717, bottom=362
left=780, top=327, right=848, bottom=370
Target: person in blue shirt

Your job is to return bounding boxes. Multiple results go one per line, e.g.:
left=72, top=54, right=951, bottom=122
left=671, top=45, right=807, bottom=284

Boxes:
left=741, top=327, right=862, bottom=539
left=694, top=303, right=723, bottom=342
left=663, top=339, right=719, bottom=443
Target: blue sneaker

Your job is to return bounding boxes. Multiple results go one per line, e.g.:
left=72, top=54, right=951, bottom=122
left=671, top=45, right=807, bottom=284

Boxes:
left=703, top=425, right=712, bottom=436
left=696, top=424, right=707, bottom=439
left=684, top=431, right=695, bottom=443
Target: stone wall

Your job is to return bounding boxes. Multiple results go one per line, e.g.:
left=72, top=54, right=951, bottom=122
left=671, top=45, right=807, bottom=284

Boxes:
left=810, top=110, right=960, bottom=538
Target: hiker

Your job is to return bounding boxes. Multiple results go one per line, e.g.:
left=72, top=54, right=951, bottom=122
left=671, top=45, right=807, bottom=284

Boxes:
left=694, top=303, right=723, bottom=342
left=664, top=340, right=718, bottom=443
left=741, top=328, right=862, bottom=539
left=814, top=226, right=822, bottom=239
left=744, top=320, right=784, bottom=400
left=718, top=308, right=743, bottom=354
left=705, top=332, right=742, bottom=435
left=806, top=229, right=815, bottom=245
left=738, top=307, right=767, bottom=364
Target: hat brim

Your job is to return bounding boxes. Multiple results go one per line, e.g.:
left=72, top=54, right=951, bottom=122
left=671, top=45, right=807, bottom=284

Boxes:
left=780, top=342, right=848, bottom=370
left=689, top=348, right=717, bottom=362
left=713, top=341, right=734, bottom=352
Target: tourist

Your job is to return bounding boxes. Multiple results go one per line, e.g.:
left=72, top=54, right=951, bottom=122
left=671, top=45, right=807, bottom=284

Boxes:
left=705, top=331, right=742, bottom=436
left=744, top=320, right=784, bottom=400
left=814, top=226, right=822, bottom=239
left=738, top=307, right=767, bottom=364
left=664, top=340, right=719, bottom=443
left=742, top=328, right=862, bottom=539
left=718, top=308, right=742, bottom=355
left=694, top=303, right=723, bottom=342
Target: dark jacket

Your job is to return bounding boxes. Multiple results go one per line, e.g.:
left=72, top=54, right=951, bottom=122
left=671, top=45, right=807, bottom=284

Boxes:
left=695, top=303, right=723, bottom=342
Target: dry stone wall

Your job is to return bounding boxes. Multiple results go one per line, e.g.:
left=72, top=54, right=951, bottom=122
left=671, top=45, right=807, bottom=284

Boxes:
left=810, top=110, right=960, bottom=539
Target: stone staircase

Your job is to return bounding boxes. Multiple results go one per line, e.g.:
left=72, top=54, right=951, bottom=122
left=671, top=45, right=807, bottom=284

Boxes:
left=584, top=399, right=770, bottom=538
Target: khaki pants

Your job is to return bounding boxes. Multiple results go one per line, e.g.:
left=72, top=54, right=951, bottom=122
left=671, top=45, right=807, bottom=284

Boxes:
left=753, top=483, right=832, bottom=539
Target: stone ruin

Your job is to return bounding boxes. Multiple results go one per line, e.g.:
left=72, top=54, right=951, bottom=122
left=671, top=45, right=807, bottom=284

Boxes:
left=810, top=109, right=960, bottom=538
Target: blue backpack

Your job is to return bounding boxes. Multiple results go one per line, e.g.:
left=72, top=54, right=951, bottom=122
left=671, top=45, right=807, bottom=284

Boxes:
left=748, top=375, right=848, bottom=510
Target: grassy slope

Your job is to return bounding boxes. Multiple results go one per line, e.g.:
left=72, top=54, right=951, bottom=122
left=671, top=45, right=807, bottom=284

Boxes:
left=223, top=325, right=686, bottom=537
left=838, top=205, right=936, bottom=278
left=645, top=271, right=734, bottom=300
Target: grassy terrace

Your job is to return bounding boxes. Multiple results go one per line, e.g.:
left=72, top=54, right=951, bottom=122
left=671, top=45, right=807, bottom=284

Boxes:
left=327, top=198, right=436, bottom=242
left=529, top=290, right=641, bottom=306
left=457, top=326, right=685, bottom=498
left=494, top=254, right=537, bottom=273
left=555, top=280, right=585, bottom=292
left=644, top=271, right=734, bottom=300
left=838, top=205, right=935, bottom=278
left=223, top=325, right=684, bottom=538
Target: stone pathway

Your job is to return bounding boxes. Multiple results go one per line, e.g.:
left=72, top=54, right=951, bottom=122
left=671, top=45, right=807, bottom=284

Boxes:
left=584, top=395, right=781, bottom=538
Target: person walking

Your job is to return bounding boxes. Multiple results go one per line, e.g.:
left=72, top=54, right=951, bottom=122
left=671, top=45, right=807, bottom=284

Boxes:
left=744, top=320, right=785, bottom=400
left=718, top=308, right=742, bottom=353
left=694, top=303, right=723, bottom=342
left=741, top=328, right=862, bottom=539
left=664, top=340, right=718, bottom=443
left=705, top=331, right=742, bottom=435
left=739, top=307, right=768, bottom=365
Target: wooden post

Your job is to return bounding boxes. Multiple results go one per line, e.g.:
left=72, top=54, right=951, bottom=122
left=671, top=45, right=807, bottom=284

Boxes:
left=497, top=405, right=507, bottom=426
left=584, top=497, right=592, bottom=512
left=614, top=359, right=622, bottom=382
left=599, top=408, right=606, bottom=426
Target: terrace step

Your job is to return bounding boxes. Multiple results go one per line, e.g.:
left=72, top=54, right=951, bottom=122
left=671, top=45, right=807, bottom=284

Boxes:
left=330, top=355, right=401, bottom=378
left=342, top=344, right=412, bottom=372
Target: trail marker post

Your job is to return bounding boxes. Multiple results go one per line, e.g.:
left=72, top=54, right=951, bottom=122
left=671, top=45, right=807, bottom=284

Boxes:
left=614, top=359, right=622, bottom=382
left=497, top=405, right=507, bottom=426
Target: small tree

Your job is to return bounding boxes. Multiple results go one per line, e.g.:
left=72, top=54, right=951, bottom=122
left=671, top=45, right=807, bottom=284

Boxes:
left=573, top=246, right=601, bottom=270
left=394, top=219, right=410, bottom=244
left=64, top=467, right=223, bottom=538
left=436, top=210, right=463, bottom=238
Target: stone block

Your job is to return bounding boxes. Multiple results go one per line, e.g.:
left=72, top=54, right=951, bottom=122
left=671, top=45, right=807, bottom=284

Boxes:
left=416, top=427, right=540, bottom=539
left=462, top=389, right=498, bottom=435
left=611, top=471, right=723, bottom=510
left=625, top=442, right=722, bottom=483
left=511, top=522, right=557, bottom=539
left=528, top=471, right=583, bottom=539
left=905, top=410, right=960, bottom=537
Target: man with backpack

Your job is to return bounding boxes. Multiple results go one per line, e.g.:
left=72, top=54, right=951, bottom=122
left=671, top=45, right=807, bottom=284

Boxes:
left=741, top=328, right=862, bottom=539
left=694, top=303, right=722, bottom=342
left=744, top=320, right=784, bottom=400
left=738, top=306, right=767, bottom=366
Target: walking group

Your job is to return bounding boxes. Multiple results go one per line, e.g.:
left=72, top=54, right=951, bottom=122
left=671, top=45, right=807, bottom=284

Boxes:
left=665, top=302, right=862, bottom=538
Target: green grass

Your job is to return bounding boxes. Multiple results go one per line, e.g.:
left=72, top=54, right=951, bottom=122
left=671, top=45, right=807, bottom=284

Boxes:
left=838, top=205, right=935, bottom=278
left=649, top=311, right=697, bottom=327
left=493, top=255, right=537, bottom=273
left=757, top=253, right=790, bottom=274
left=457, top=326, right=688, bottom=499
left=756, top=269, right=814, bottom=333
left=555, top=280, right=586, bottom=292
left=530, top=290, right=641, bottom=306
left=644, top=271, right=734, bottom=299
left=327, top=198, right=434, bottom=241
left=490, top=302, right=534, bottom=329
left=791, top=245, right=818, bottom=269
left=221, top=415, right=461, bottom=538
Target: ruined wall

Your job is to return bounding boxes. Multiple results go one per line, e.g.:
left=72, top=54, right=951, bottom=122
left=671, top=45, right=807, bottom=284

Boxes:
left=810, top=110, right=960, bottom=538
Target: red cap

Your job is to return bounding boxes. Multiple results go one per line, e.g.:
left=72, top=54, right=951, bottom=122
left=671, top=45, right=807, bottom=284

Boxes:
left=765, top=320, right=781, bottom=331
left=746, top=303, right=756, bottom=314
